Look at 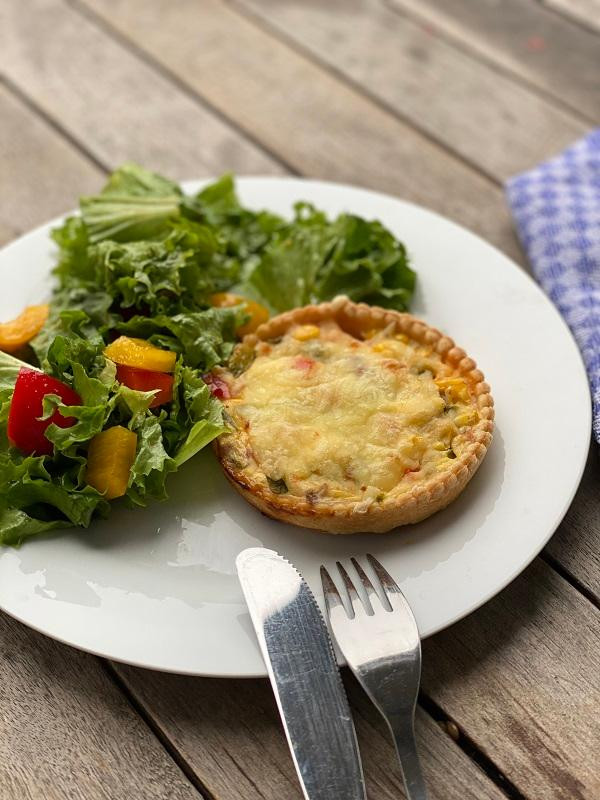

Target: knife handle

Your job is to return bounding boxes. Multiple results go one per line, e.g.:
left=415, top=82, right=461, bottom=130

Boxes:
left=389, top=717, right=428, bottom=800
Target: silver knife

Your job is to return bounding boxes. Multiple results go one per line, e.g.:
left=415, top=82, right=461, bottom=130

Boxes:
left=236, top=547, right=366, bottom=800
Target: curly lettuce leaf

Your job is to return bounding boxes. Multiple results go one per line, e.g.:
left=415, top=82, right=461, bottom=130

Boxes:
left=0, top=452, right=109, bottom=546
left=80, top=163, right=182, bottom=243
left=116, top=306, right=245, bottom=370
left=126, top=415, right=176, bottom=506
left=241, top=202, right=415, bottom=312
left=0, top=351, right=29, bottom=393
left=167, top=363, right=228, bottom=466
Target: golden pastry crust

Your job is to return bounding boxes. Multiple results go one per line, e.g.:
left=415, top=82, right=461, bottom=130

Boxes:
left=214, top=296, right=494, bottom=534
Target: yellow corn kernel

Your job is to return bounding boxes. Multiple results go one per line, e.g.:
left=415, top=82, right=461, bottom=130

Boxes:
left=454, top=409, right=479, bottom=427
left=433, top=441, right=448, bottom=451
left=104, top=336, right=176, bottom=373
left=371, top=340, right=398, bottom=356
left=293, top=324, right=320, bottom=341
left=0, top=304, right=49, bottom=353
left=85, top=426, right=137, bottom=500
left=436, top=377, right=470, bottom=403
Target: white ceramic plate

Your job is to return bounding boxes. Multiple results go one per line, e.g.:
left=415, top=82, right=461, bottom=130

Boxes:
left=0, top=178, right=590, bottom=677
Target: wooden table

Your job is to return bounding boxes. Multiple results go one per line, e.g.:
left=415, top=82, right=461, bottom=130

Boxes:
left=1, top=2, right=599, bottom=798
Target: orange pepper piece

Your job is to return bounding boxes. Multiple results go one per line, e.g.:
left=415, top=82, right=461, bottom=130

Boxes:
left=0, top=304, right=49, bottom=353
left=210, top=292, right=269, bottom=337
left=86, top=426, right=137, bottom=500
left=104, top=336, right=176, bottom=373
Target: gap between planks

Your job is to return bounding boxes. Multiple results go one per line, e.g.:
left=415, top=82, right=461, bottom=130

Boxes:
left=63, top=0, right=299, bottom=176
left=100, top=659, right=216, bottom=800
left=418, top=693, right=527, bottom=800
left=0, top=74, right=111, bottom=173
left=540, top=0, right=600, bottom=37
left=541, top=551, right=600, bottom=612
left=384, top=0, right=599, bottom=125
left=224, top=0, right=503, bottom=187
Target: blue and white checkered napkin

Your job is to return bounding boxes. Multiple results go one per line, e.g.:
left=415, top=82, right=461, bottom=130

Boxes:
left=506, top=129, right=600, bottom=441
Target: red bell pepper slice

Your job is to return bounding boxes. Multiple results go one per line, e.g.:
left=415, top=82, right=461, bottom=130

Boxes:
left=116, top=364, right=174, bottom=408
left=8, top=368, right=81, bottom=456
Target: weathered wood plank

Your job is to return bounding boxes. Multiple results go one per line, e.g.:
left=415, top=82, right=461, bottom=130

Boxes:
left=0, top=613, right=201, bottom=800
left=0, top=83, right=103, bottom=245
left=112, top=664, right=506, bottom=800
left=545, top=444, right=600, bottom=602
left=0, top=0, right=284, bottom=180
left=237, top=0, right=587, bottom=181
left=77, top=0, right=523, bottom=262
left=388, top=0, right=600, bottom=118
left=542, top=0, right=600, bottom=35
left=422, top=559, right=600, bottom=800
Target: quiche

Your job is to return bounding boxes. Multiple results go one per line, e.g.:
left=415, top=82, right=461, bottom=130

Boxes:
left=214, top=297, right=493, bottom=533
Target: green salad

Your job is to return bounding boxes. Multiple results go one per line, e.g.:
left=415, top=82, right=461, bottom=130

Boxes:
left=0, top=164, right=415, bottom=545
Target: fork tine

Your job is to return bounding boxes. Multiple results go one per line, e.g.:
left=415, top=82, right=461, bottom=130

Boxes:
left=336, top=561, right=360, bottom=616
left=350, top=557, right=381, bottom=611
left=367, top=553, right=401, bottom=598
left=320, top=566, right=345, bottom=615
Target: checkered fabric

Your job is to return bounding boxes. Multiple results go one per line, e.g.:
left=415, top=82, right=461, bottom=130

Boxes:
left=506, top=128, right=600, bottom=441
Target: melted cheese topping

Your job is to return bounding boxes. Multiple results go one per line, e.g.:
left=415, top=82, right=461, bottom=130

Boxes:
left=222, top=321, right=479, bottom=504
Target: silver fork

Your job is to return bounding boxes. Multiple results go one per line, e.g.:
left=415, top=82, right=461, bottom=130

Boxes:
left=320, top=554, right=427, bottom=800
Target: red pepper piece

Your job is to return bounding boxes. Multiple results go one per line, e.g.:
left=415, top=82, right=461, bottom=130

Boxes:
left=202, top=373, right=231, bottom=400
left=116, top=364, right=174, bottom=408
left=7, top=367, right=81, bottom=456
left=293, top=356, right=315, bottom=373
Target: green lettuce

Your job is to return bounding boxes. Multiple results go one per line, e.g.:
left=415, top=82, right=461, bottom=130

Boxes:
left=241, top=202, right=415, bottom=312
left=80, top=162, right=182, bottom=243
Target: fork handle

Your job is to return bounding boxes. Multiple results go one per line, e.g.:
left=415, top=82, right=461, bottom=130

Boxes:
left=390, top=718, right=428, bottom=800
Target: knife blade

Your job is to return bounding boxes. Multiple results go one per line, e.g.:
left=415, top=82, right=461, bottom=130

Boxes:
left=236, top=547, right=366, bottom=800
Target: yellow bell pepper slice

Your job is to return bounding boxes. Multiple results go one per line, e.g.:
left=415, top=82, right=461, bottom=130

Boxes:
left=86, top=426, right=137, bottom=500
left=210, top=292, right=270, bottom=337
left=0, top=304, right=49, bottom=354
left=104, top=336, right=176, bottom=373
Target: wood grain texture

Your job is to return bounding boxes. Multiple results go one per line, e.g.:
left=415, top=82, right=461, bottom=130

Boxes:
left=422, top=559, right=600, bottom=800
left=0, top=0, right=284, bottom=180
left=78, top=0, right=524, bottom=262
left=542, top=0, right=600, bottom=35
left=0, top=613, right=201, bottom=800
left=388, top=0, right=600, bottom=119
left=237, top=0, right=587, bottom=181
left=0, top=83, right=103, bottom=245
left=112, top=665, right=506, bottom=800
left=545, top=443, right=600, bottom=602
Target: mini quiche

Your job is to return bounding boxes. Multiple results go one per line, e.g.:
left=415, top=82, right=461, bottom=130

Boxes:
left=214, top=297, right=493, bottom=534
